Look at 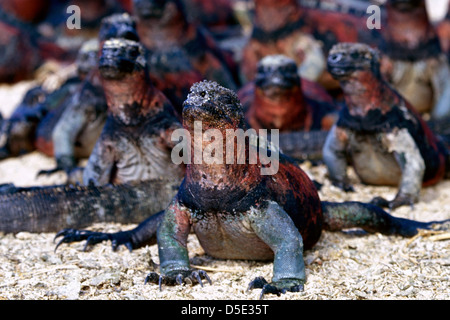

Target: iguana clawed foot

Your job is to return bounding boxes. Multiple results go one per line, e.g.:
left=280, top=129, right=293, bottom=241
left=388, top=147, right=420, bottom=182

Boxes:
left=37, top=156, right=77, bottom=178
left=145, top=269, right=212, bottom=290
left=332, top=181, right=355, bottom=192
left=370, top=193, right=415, bottom=210
left=54, top=228, right=135, bottom=252
left=247, top=276, right=304, bottom=299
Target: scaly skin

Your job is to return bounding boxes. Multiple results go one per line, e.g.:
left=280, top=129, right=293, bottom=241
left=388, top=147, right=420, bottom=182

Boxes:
left=57, top=80, right=450, bottom=298
left=82, top=38, right=184, bottom=186
left=380, top=0, right=450, bottom=116
left=146, top=46, right=204, bottom=115
left=0, top=39, right=186, bottom=234
left=239, top=54, right=337, bottom=132
left=0, top=178, right=180, bottom=234
left=181, top=0, right=241, bottom=39
left=133, top=0, right=238, bottom=92
left=238, top=54, right=337, bottom=161
left=298, top=0, right=379, bottom=52
left=324, top=42, right=448, bottom=209
left=37, top=13, right=141, bottom=179
left=0, top=39, right=97, bottom=160
left=240, top=0, right=326, bottom=84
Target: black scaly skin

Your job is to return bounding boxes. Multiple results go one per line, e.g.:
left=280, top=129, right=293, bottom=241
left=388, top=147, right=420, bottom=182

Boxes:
left=0, top=178, right=180, bottom=234
left=278, top=130, right=329, bottom=161
left=58, top=81, right=450, bottom=299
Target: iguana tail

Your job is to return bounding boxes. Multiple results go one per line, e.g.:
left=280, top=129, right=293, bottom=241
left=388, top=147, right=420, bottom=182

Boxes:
left=278, top=130, right=329, bottom=161
left=321, top=201, right=449, bottom=237
left=0, top=179, right=180, bottom=234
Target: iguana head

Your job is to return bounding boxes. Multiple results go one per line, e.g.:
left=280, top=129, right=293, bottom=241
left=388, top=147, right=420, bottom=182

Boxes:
left=182, top=80, right=245, bottom=130
left=98, top=13, right=139, bottom=43
left=327, top=42, right=381, bottom=80
left=76, top=39, right=99, bottom=78
left=254, top=54, right=301, bottom=99
left=98, top=38, right=147, bottom=80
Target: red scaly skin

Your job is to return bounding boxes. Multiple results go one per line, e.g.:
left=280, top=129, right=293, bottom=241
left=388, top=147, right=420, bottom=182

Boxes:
left=82, top=39, right=184, bottom=186
left=240, top=0, right=326, bottom=85
left=325, top=42, right=447, bottom=209
left=239, top=55, right=337, bottom=133
left=382, top=0, right=437, bottom=52
left=379, top=0, right=449, bottom=115
left=182, top=0, right=239, bottom=33
left=51, top=81, right=450, bottom=298
left=133, top=0, right=238, bottom=90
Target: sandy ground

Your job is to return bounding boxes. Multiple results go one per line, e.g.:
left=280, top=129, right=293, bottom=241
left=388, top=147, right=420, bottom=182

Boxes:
left=0, top=81, right=449, bottom=301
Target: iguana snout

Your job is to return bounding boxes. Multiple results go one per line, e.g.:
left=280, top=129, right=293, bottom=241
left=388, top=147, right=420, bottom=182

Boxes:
left=98, top=39, right=146, bottom=80
left=327, top=43, right=381, bottom=79
left=182, top=81, right=245, bottom=129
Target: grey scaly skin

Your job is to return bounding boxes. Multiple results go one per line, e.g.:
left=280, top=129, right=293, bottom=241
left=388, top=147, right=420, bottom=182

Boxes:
left=57, top=81, right=450, bottom=299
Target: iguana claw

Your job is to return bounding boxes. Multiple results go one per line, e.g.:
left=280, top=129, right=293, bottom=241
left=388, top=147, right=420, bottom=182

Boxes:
left=247, top=276, right=304, bottom=299
left=54, top=228, right=134, bottom=252
left=144, top=269, right=211, bottom=290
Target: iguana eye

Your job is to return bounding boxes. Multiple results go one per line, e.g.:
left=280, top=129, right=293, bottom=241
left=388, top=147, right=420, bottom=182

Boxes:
left=200, top=91, right=206, bottom=97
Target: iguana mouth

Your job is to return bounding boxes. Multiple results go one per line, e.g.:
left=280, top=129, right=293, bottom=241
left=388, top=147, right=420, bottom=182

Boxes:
left=256, top=77, right=297, bottom=91
left=326, top=55, right=356, bottom=78
left=98, top=57, right=136, bottom=79
left=326, top=46, right=376, bottom=79
left=182, top=101, right=231, bottom=128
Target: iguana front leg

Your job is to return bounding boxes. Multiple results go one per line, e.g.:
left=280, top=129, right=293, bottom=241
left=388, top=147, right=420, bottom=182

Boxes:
left=82, top=136, right=116, bottom=185
left=145, top=200, right=211, bottom=289
left=322, top=125, right=354, bottom=192
left=38, top=106, right=87, bottom=177
left=247, top=201, right=306, bottom=299
left=371, top=128, right=425, bottom=209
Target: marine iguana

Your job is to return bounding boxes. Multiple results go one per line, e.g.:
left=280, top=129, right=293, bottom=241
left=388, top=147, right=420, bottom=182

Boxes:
left=81, top=38, right=184, bottom=186
left=132, top=0, right=239, bottom=91
left=380, top=0, right=450, bottom=118
left=238, top=54, right=337, bottom=161
left=323, top=42, right=448, bottom=209
left=239, top=0, right=326, bottom=85
left=0, top=42, right=97, bottom=160
left=0, top=38, right=185, bottom=233
left=55, top=80, right=450, bottom=298
left=37, top=13, right=141, bottom=179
